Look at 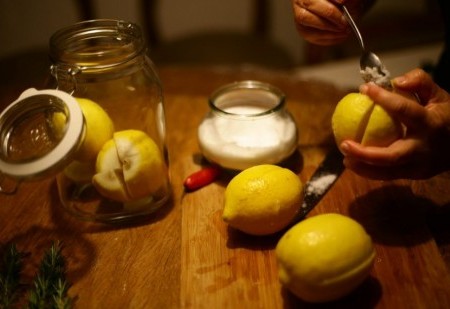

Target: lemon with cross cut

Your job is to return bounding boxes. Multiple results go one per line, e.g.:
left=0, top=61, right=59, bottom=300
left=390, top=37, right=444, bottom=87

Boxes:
left=92, top=129, right=166, bottom=202
left=332, top=92, right=403, bottom=152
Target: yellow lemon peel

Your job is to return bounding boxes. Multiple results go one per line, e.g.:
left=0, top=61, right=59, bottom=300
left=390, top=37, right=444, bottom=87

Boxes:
left=275, top=213, right=375, bottom=303
left=223, top=164, right=303, bottom=235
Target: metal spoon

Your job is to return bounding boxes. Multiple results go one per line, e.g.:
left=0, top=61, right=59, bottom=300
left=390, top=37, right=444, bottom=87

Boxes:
left=341, top=5, right=391, bottom=88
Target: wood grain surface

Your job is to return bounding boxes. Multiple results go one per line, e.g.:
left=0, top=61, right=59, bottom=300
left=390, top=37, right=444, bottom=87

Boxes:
left=1, top=65, right=450, bottom=308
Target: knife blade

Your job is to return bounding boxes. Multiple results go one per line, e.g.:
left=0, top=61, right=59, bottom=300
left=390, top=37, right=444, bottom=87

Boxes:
left=295, top=145, right=345, bottom=222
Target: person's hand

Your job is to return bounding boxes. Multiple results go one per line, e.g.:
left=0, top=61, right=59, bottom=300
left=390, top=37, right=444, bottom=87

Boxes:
left=291, top=0, right=364, bottom=45
left=340, top=69, right=450, bottom=180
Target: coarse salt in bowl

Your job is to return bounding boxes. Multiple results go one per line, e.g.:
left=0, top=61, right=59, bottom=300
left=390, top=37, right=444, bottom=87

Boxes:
left=197, top=81, right=298, bottom=171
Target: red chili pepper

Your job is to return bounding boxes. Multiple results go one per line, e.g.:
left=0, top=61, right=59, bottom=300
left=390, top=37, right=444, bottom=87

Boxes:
left=183, top=165, right=222, bottom=192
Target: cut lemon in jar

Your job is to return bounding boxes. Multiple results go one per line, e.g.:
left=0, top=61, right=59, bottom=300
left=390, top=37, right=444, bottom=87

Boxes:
left=275, top=213, right=375, bottom=303
left=222, top=164, right=303, bottom=235
left=92, top=129, right=166, bottom=202
left=332, top=93, right=403, bottom=152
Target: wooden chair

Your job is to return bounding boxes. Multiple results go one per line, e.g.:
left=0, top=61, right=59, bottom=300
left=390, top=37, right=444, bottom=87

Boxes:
left=77, top=0, right=96, bottom=20
left=140, top=0, right=295, bottom=68
left=0, top=0, right=97, bottom=103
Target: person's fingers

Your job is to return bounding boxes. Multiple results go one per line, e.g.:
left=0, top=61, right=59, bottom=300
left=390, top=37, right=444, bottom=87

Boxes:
left=340, top=138, right=420, bottom=167
left=391, top=69, right=445, bottom=103
left=359, top=82, right=427, bottom=129
left=340, top=68, right=450, bottom=180
left=292, top=0, right=347, bottom=31
left=295, top=24, right=350, bottom=45
left=341, top=136, right=437, bottom=179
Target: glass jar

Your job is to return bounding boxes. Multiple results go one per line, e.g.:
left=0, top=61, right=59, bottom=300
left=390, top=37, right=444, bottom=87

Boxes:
left=0, top=20, right=171, bottom=223
left=198, top=81, right=298, bottom=171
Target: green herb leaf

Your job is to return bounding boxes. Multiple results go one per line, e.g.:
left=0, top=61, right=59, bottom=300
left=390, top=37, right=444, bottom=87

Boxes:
left=0, top=243, right=24, bottom=308
left=27, top=241, right=73, bottom=309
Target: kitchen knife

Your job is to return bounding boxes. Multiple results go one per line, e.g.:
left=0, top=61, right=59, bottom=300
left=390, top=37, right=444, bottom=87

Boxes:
left=295, top=145, right=345, bottom=222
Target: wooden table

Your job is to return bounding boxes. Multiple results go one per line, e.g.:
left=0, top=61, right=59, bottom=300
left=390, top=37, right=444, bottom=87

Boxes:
left=1, top=65, right=450, bottom=308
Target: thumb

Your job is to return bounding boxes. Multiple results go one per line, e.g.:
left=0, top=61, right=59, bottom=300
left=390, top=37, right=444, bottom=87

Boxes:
left=392, top=69, right=437, bottom=102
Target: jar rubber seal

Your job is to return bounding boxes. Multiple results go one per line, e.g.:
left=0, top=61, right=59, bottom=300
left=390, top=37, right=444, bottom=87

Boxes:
left=0, top=88, right=84, bottom=179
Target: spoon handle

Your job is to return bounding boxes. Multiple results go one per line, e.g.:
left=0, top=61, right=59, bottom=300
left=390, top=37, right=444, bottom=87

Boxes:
left=341, top=5, right=365, bottom=51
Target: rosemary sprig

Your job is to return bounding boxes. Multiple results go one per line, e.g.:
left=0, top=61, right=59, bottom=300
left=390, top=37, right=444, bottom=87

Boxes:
left=0, top=242, right=73, bottom=309
left=0, top=243, right=23, bottom=308
left=27, top=241, right=72, bottom=309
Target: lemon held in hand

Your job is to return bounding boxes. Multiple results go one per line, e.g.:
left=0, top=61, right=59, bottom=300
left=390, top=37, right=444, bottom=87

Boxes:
left=93, top=129, right=166, bottom=202
left=222, top=164, right=303, bottom=236
left=332, top=93, right=403, bottom=153
left=275, top=213, right=375, bottom=303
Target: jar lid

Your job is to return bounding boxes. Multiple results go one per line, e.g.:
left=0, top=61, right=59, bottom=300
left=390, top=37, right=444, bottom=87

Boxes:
left=0, top=88, right=84, bottom=180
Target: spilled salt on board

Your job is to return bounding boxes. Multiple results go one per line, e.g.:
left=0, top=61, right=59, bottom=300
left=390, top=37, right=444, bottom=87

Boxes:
left=306, top=174, right=338, bottom=196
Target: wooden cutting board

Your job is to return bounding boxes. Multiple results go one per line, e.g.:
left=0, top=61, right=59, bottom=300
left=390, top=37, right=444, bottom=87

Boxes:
left=170, top=100, right=450, bottom=308
left=161, top=67, right=450, bottom=308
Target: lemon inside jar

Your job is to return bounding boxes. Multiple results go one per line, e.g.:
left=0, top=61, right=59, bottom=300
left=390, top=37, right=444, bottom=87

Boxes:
left=93, top=129, right=166, bottom=202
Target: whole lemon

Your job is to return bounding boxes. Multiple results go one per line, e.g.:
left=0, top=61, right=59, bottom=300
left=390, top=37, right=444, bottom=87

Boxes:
left=74, top=98, right=115, bottom=162
left=332, top=93, right=403, bottom=152
left=222, top=164, right=303, bottom=236
left=51, top=98, right=115, bottom=162
left=275, top=213, right=375, bottom=303
left=63, top=160, right=96, bottom=183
